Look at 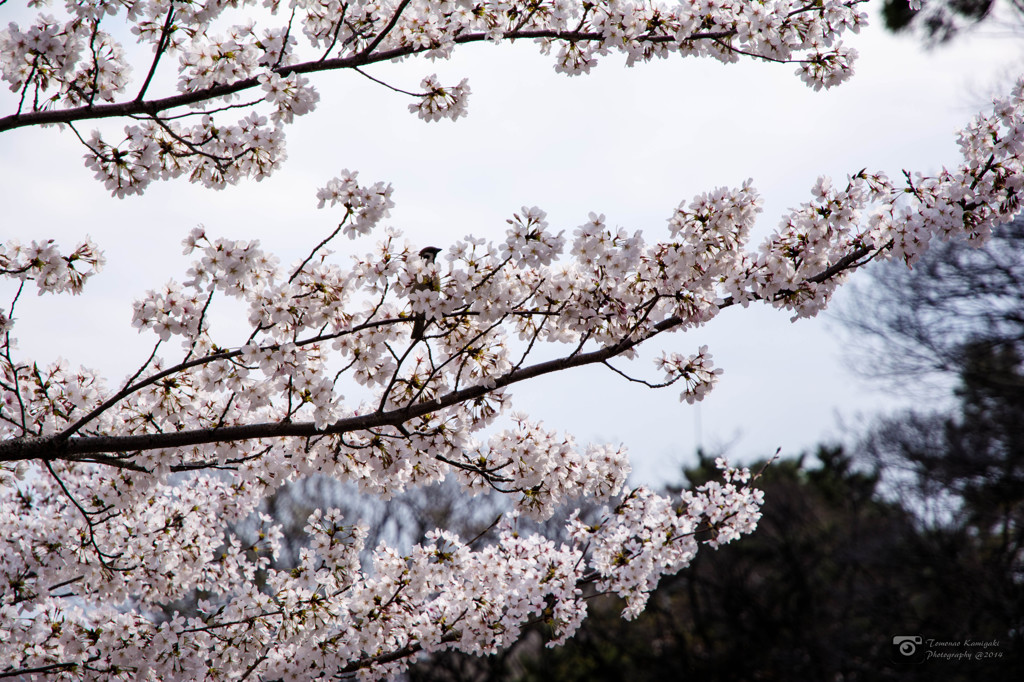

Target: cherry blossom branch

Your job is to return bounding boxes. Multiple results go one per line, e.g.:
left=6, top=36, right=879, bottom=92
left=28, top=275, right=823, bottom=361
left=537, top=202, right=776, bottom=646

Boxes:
left=0, top=26, right=816, bottom=133
left=0, top=332, right=650, bottom=461
left=0, top=278, right=789, bottom=465
left=0, top=197, right=947, bottom=468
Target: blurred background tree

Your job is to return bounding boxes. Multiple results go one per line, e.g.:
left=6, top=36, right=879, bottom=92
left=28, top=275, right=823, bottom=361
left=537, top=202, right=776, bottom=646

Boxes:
left=880, top=0, right=1021, bottom=44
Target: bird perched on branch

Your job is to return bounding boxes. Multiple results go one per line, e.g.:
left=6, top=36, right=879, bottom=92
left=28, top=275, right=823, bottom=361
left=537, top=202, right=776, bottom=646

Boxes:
left=410, top=246, right=442, bottom=341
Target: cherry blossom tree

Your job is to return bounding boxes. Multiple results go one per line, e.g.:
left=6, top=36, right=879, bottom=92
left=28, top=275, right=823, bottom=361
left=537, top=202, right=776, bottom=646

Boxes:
left=1, top=0, right=1022, bottom=679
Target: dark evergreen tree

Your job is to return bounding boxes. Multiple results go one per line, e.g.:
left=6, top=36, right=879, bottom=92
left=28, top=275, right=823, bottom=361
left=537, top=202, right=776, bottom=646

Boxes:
left=513, top=448, right=1014, bottom=681
left=840, top=215, right=1024, bottom=675
left=857, top=343, right=1024, bottom=664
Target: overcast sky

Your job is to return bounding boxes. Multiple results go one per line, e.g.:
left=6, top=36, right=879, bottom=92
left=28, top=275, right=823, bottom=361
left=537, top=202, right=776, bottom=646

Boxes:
left=1, top=3, right=1021, bottom=485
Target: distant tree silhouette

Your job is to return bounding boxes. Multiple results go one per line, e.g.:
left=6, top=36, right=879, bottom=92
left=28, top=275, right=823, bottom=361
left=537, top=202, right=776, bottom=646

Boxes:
left=855, top=342, right=1024, bottom=666
left=511, top=449, right=1014, bottom=681
left=840, top=216, right=1024, bottom=392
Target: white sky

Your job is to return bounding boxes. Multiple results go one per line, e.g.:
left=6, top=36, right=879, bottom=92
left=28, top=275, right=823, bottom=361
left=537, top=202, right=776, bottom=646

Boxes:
left=1, top=3, right=1021, bottom=486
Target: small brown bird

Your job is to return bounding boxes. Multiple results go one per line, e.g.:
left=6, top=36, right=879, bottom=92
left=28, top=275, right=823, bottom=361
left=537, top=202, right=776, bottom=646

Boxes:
left=410, top=246, right=442, bottom=341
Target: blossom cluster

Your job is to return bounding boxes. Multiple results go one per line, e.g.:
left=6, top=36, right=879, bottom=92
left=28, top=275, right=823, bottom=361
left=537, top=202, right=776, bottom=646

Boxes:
left=572, top=461, right=764, bottom=619
left=314, top=168, right=396, bottom=238
left=81, top=112, right=288, bottom=197
left=2, top=0, right=873, bottom=195
left=0, top=457, right=763, bottom=680
left=409, top=75, right=471, bottom=122
left=657, top=345, right=723, bottom=404
left=0, top=237, right=104, bottom=300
